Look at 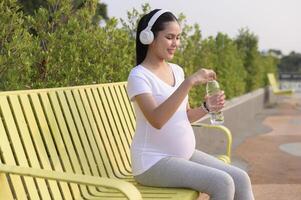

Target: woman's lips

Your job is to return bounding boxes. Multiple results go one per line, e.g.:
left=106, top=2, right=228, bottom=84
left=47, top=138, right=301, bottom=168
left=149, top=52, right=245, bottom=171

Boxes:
left=167, top=49, right=176, bottom=54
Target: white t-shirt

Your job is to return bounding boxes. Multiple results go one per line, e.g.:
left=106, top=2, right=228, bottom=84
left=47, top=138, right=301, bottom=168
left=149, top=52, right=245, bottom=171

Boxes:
left=127, top=63, right=196, bottom=176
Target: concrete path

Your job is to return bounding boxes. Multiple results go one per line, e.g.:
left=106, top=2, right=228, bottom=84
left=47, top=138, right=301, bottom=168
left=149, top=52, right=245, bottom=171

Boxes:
left=234, top=93, right=301, bottom=200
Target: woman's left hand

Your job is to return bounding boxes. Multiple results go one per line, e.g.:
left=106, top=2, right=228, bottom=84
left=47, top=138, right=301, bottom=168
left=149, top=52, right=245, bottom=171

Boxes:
left=205, top=91, right=225, bottom=112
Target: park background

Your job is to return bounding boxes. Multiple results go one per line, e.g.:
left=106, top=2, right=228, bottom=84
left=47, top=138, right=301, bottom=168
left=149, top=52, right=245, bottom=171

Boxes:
left=1, top=1, right=301, bottom=199
left=3, top=0, right=301, bottom=107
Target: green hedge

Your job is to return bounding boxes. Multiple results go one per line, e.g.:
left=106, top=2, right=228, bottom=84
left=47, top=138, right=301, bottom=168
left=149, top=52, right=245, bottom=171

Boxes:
left=0, top=1, right=277, bottom=107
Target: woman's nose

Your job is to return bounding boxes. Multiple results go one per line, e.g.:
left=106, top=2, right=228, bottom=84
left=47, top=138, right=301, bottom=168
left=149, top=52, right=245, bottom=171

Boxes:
left=172, top=38, right=179, bottom=47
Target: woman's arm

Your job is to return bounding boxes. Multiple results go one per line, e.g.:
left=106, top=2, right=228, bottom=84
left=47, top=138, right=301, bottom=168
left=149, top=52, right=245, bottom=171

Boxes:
left=186, top=103, right=208, bottom=123
left=134, top=68, right=215, bottom=129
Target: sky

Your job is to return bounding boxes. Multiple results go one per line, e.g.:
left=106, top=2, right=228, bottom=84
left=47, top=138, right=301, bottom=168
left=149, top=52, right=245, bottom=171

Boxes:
left=102, top=0, right=301, bottom=55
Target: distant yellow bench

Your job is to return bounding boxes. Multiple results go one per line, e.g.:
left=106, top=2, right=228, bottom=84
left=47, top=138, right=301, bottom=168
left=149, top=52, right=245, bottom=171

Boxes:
left=267, top=73, right=293, bottom=95
left=0, top=82, right=232, bottom=200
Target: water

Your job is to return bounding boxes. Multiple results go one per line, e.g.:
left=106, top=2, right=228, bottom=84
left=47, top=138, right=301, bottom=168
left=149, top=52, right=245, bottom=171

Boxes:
left=209, top=111, right=224, bottom=125
left=206, top=80, right=224, bottom=125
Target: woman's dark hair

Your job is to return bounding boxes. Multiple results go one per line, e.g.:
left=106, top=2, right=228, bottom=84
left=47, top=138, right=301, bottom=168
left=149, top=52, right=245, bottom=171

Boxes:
left=136, top=9, right=178, bottom=65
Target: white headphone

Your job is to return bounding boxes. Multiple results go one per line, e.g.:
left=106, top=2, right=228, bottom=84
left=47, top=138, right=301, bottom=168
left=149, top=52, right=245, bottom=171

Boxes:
left=139, top=9, right=170, bottom=45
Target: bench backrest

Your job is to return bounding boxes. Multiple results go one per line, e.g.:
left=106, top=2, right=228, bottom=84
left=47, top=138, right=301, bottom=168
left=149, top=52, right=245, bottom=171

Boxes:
left=0, top=82, right=135, bottom=199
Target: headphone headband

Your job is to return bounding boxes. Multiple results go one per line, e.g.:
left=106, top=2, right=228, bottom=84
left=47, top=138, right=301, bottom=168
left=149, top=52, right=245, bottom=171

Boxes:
left=147, top=9, right=170, bottom=29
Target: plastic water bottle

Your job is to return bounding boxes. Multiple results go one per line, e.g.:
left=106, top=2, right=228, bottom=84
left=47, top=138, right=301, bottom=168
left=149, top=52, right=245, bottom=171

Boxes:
left=206, top=80, right=224, bottom=125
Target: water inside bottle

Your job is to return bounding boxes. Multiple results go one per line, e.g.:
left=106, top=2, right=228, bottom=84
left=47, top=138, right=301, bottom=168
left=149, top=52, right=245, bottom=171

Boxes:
left=206, top=80, right=224, bottom=125
left=210, top=111, right=224, bottom=125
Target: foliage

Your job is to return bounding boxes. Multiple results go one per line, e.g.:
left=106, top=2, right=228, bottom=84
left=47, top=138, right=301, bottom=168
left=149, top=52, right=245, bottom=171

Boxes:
left=18, top=0, right=108, bottom=24
left=259, top=54, right=278, bottom=85
left=26, top=0, right=133, bottom=88
left=279, top=52, right=301, bottom=73
left=18, top=0, right=47, bottom=16
left=213, top=33, right=246, bottom=98
left=1, top=1, right=278, bottom=108
left=235, top=28, right=263, bottom=91
left=0, top=0, right=38, bottom=90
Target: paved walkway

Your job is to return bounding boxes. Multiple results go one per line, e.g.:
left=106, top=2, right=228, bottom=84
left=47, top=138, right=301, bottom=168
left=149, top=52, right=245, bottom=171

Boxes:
left=234, top=93, right=301, bottom=200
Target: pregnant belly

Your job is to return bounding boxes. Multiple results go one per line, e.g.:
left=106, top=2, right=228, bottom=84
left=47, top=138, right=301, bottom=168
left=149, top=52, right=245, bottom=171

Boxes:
left=147, top=122, right=196, bottom=158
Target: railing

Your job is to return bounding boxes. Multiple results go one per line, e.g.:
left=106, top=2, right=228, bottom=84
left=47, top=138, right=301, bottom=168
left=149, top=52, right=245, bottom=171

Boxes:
left=279, top=73, right=301, bottom=80
left=280, top=80, right=301, bottom=92
left=277, top=72, right=301, bottom=92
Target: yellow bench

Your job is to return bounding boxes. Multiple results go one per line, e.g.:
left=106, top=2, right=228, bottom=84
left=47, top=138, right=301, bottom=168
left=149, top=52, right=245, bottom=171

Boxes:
left=267, top=73, right=293, bottom=95
left=0, top=82, right=232, bottom=200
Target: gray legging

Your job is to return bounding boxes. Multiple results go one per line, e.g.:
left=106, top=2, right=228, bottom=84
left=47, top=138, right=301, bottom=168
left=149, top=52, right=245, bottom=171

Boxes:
left=134, top=150, right=254, bottom=200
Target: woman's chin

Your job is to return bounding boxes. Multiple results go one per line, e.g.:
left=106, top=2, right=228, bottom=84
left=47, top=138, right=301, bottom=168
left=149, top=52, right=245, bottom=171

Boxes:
left=166, top=54, right=174, bottom=60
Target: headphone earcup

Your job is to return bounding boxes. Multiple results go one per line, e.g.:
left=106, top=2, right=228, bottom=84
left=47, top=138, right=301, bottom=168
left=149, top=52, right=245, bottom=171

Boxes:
left=139, top=29, right=154, bottom=45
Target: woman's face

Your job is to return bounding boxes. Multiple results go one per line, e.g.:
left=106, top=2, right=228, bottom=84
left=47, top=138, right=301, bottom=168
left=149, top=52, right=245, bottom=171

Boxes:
left=150, top=21, right=181, bottom=60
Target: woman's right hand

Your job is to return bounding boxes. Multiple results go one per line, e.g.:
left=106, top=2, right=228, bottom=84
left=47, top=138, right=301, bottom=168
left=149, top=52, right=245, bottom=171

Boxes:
left=187, top=68, right=216, bottom=86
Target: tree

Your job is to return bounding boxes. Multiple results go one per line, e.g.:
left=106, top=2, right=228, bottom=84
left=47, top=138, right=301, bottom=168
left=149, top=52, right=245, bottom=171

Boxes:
left=1, top=1, right=278, bottom=104
left=18, top=0, right=47, bottom=16
left=0, top=0, right=38, bottom=90
left=26, top=0, right=134, bottom=87
left=18, top=0, right=108, bottom=24
left=214, top=33, right=246, bottom=98
left=279, top=52, right=301, bottom=73
left=235, top=28, right=262, bottom=91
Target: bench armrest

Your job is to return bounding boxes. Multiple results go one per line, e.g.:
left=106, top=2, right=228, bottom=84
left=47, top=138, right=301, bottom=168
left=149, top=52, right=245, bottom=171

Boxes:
left=0, top=164, right=142, bottom=200
left=192, top=123, right=232, bottom=163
